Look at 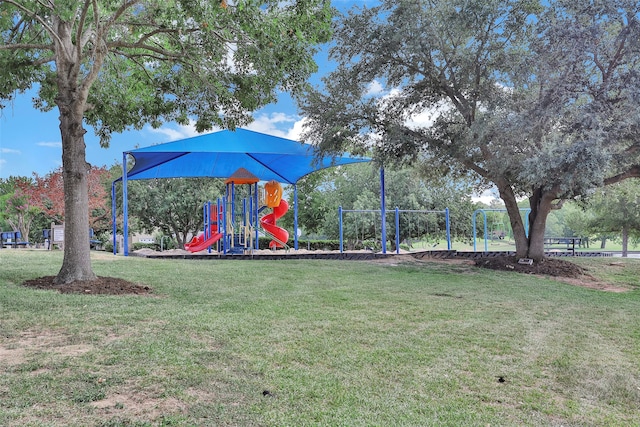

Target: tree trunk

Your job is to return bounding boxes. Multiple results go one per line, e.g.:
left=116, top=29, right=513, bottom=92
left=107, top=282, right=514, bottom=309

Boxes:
left=54, top=102, right=96, bottom=284
left=496, top=181, right=528, bottom=258
left=52, top=17, right=97, bottom=285
left=7, top=213, right=31, bottom=246
left=498, top=183, right=555, bottom=262
left=177, top=232, right=187, bottom=249
left=621, top=227, right=628, bottom=258
left=524, top=190, right=555, bottom=260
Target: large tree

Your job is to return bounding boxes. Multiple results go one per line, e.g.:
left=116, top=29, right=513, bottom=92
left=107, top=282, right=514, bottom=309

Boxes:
left=1, top=0, right=331, bottom=284
left=299, top=0, right=640, bottom=261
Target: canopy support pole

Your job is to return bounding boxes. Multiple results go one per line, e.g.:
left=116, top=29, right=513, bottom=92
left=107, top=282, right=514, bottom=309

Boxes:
left=122, top=153, right=129, bottom=256
left=294, top=184, right=299, bottom=250
left=380, top=167, right=387, bottom=254
left=111, top=181, right=117, bottom=255
left=254, top=182, right=259, bottom=250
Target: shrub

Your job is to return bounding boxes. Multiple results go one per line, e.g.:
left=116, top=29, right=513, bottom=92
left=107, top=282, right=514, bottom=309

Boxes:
left=257, top=237, right=340, bottom=251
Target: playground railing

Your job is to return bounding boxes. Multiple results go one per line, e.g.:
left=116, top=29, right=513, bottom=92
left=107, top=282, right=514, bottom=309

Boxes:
left=338, top=206, right=451, bottom=254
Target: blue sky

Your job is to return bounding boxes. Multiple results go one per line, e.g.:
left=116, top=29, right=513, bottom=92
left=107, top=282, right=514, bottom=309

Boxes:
left=0, top=0, right=376, bottom=180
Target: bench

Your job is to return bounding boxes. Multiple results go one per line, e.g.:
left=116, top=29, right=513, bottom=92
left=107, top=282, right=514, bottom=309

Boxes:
left=1, top=231, right=29, bottom=249
left=544, top=237, right=581, bottom=254
left=89, top=228, right=102, bottom=250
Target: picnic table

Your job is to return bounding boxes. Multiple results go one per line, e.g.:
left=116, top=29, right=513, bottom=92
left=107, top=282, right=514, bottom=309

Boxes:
left=544, top=237, right=581, bottom=254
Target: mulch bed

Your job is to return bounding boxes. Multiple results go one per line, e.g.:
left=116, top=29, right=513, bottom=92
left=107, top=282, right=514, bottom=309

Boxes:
left=475, top=256, right=588, bottom=278
left=21, top=276, right=153, bottom=295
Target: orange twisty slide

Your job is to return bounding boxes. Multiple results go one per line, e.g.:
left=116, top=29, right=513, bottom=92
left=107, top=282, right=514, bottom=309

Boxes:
left=260, top=199, right=289, bottom=248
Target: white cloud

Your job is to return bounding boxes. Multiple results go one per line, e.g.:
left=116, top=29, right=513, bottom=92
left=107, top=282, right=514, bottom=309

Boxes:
left=368, top=81, right=452, bottom=130
left=154, top=126, right=196, bottom=141
left=245, top=112, right=300, bottom=138
left=365, top=80, right=385, bottom=96
left=285, top=117, right=309, bottom=142
left=37, top=141, right=62, bottom=148
left=147, top=119, right=214, bottom=141
left=406, top=99, right=453, bottom=130
left=265, top=112, right=297, bottom=124
left=145, top=112, right=303, bottom=144
left=471, top=188, right=502, bottom=205
left=1, top=147, right=21, bottom=154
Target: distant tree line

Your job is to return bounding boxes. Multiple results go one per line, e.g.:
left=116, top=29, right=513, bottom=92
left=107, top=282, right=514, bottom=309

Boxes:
left=5, top=163, right=638, bottom=256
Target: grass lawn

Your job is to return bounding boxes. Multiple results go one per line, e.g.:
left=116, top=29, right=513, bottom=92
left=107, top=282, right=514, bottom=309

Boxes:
left=1, top=250, right=639, bottom=426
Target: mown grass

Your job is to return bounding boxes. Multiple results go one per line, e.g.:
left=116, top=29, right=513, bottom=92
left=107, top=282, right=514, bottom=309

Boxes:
left=1, top=250, right=639, bottom=426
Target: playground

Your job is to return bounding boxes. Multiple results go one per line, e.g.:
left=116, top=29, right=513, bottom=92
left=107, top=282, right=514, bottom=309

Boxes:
left=182, top=170, right=290, bottom=255
left=114, top=129, right=456, bottom=257
left=113, top=128, right=370, bottom=256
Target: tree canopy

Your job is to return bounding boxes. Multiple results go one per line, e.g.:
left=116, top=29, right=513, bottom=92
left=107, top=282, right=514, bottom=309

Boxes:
left=1, top=0, right=332, bottom=283
left=298, top=0, right=640, bottom=260
left=0, top=176, right=38, bottom=243
left=583, top=179, right=640, bottom=256
left=1, top=167, right=112, bottom=246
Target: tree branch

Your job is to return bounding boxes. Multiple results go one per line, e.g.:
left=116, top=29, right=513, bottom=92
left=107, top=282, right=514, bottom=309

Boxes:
left=32, top=55, right=56, bottom=66
left=137, top=26, right=186, bottom=48
left=550, top=199, right=564, bottom=210
left=0, top=43, right=51, bottom=50
left=592, top=51, right=606, bottom=76
left=103, top=0, right=140, bottom=33
left=80, top=0, right=139, bottom=95
left=108, top=40, right=186, bottom=60
left=75, top=0, right=92, bottom=59
left=2, top=0, right=62, bottom=51
left=604, top=165, right=640, bottom=186
left=616, top=141, right=640, bottom=158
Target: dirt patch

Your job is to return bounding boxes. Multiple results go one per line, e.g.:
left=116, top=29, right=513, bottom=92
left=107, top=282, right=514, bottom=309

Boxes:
left=21, top=276, right=153, bottom=296
left=89, top=391, right=188, bottom=420
left=0, top=329, right=93, bottom=369
left=475, top=256, right=587, bottom=277
left=475, top=256, right=630, bottom=292
left=367, top=254, right=425, bottom=266
left=556, top=276, right=631, bottom=292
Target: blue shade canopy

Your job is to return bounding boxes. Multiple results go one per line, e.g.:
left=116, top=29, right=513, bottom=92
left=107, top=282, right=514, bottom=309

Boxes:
left=122, top=128, right=370, bottom=184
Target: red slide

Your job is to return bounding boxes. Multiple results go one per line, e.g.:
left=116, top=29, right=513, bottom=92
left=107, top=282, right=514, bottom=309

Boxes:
left=185, top=231, right=223, bottom=253
left=260, top=199, right=289, bottom=248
